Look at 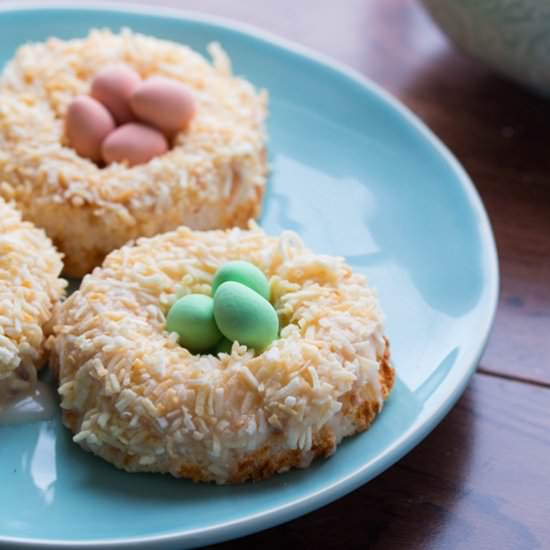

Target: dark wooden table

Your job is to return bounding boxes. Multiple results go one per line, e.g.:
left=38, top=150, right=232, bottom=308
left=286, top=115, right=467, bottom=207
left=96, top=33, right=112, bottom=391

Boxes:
left=108, top=1, right=548, bottom=548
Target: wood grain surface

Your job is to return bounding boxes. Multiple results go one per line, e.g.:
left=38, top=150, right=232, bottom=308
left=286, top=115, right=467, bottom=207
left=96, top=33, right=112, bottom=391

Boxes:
left=211, top=374, right=550, bottom=550
left=84, top=0, right=550, bottom=547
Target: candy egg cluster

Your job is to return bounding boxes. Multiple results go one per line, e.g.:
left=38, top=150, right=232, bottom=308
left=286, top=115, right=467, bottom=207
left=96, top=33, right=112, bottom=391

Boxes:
left=166, top=294, right=221, bottom=354
left=65, top=65, right=196, bottom=167
left=166, top=261, right=279, bottom=354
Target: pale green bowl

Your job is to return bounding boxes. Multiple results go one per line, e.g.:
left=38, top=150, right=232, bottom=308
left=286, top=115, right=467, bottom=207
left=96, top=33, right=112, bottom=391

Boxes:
left=422, top=0, right=550, bottom=96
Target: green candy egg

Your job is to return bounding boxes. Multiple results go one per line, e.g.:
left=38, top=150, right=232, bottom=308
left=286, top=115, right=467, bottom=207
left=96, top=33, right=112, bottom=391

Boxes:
left=166, top=294, right=222, bottom=353
left=215, top=337, right=234, bottom=355
left=214, top=281, right=278, bottom=350
left=212, top=260, right=270, bottom=300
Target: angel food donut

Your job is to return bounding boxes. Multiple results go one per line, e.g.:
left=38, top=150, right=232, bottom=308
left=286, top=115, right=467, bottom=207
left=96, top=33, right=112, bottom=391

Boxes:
left=0, top=29, right=267, bottom=277
left=0, top=199, right=65, bottom=408
left=51, top=225, right=394, bottom=483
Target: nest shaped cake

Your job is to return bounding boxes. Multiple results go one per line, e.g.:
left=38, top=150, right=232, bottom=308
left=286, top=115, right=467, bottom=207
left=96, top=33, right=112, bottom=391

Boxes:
left=50, top=225, right=394, bottom=483
left=0, top=29, right=267, bottom=277
left=0, top=198, right=65, bottom=408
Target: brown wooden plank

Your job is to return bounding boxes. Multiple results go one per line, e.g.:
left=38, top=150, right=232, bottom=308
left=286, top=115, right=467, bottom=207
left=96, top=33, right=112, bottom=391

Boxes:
left=116, top=0, right=550, bottom=383
left=208, top=373, right=550, bottom=549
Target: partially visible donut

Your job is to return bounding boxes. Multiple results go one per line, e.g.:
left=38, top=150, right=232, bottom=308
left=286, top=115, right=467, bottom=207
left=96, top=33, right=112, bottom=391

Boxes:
left=0, top=198, right=65, bottom=408
left=51, top=224, right=394, bottom=483
left=0, top=29, right=267, bottom=276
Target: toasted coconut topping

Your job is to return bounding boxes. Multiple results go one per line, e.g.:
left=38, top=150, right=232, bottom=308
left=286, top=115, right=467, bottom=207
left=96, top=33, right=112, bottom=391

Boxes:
left=0, top=198, right=65, bottom=408
left=0, top=29, right=268, bottom=276
left=51, top=224, right=393, bottom=483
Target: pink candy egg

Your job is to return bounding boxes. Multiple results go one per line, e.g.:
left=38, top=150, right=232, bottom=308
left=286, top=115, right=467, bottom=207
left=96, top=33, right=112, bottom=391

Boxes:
left=91, top=65, right=141, bottom=124
left=130, top=76, right=195, bottom=134
left=66, top=95, right=115, bottom=163
left=101, top=122, right=168, bottom=166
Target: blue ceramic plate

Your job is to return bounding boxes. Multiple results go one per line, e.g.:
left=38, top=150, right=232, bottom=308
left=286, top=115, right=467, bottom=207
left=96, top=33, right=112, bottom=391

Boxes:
left=0, top=3, right=498, bottom=549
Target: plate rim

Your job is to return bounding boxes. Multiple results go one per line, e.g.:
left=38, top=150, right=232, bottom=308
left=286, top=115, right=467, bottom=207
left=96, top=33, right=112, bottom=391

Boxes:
left=0, top=2, right=500, bottom=548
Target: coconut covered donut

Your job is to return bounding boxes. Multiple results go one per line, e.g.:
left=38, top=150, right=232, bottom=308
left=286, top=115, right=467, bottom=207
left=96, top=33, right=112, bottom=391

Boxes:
left=0, top=198, right=65, bottom=408
left=0, top=29, right=267, bottom=277
left=51, top=225, right=394, bottom=483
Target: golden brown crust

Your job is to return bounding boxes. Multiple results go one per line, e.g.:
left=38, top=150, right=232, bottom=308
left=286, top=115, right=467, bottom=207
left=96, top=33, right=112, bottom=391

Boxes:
left=228, top=346, right=394, bottom=483
left=380, top=338, right=395, bottom=399
left=55, top=184, right=265, bottom=277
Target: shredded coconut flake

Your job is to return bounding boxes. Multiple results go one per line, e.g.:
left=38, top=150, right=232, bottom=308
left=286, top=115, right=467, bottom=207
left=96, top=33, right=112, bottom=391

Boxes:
left=0, top=29, right=268, bottom=277
left=0, top=199, right=65, bottom=408
left=52, top=222, right=391, bottom=483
